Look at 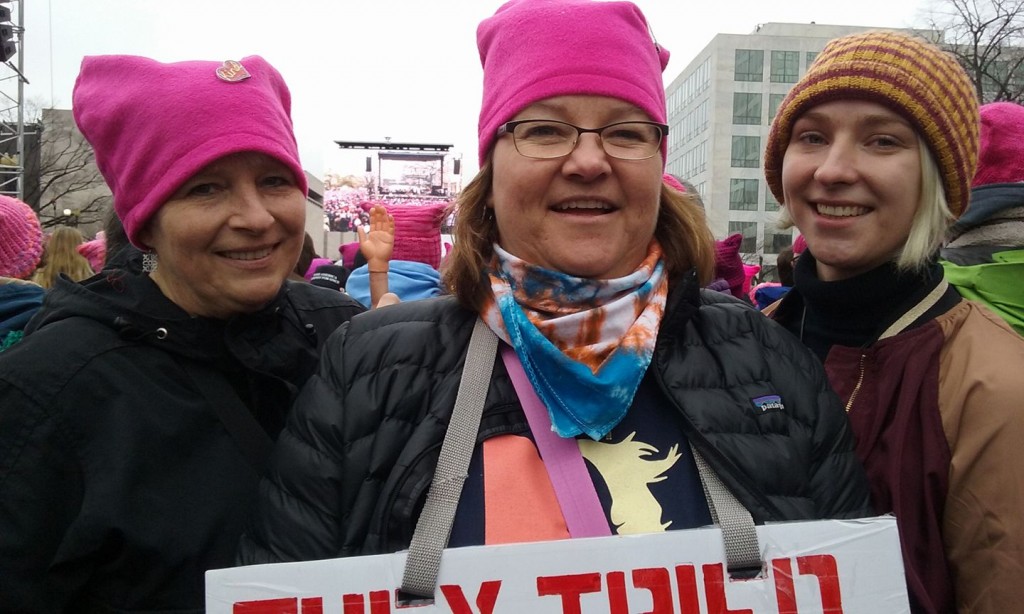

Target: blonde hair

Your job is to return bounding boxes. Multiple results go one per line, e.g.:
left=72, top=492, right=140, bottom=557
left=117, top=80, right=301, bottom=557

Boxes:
left=32, top=226, right=95, bottom=288
left=899, top=140, right=952, bottom=270
left=441, top=160, right=716, bottom=312
left=775, top=140, right=950, bottom=273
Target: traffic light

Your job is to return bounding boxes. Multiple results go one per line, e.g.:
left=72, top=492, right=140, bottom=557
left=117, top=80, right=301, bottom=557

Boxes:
left=0, top=1, right=14, bottom=63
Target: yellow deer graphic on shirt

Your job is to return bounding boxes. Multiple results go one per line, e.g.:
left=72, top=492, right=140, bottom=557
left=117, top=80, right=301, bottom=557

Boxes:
left=578, top=432, right=681, bottom=534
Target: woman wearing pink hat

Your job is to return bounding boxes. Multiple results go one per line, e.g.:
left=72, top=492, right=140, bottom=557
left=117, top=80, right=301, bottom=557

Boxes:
left=0, top=194, right=45, bottom=352
left=239, top=0, right=870, bottom=583
left=0, top=55, right=363, bottom=611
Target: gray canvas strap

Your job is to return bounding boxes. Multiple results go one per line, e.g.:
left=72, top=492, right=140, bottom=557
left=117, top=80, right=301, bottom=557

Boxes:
left=398, top=316, right=762, bottom=595
left=400, top=318, right=498, bottom=599
left=689, top=443, right=763, bottom=576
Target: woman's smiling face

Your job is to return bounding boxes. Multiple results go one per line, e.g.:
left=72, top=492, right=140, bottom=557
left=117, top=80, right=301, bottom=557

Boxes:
left=140, top=152, right=306, bottom=319
left=781, top=99, right=922, bottom=281
left=489, top=95, right=663, bottom=279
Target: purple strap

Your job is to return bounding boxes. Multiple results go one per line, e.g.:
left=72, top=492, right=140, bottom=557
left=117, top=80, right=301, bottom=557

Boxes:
left=500, top=345, right=612, bottom=538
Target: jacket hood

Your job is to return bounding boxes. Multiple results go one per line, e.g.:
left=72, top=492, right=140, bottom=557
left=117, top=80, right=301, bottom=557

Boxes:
left=0, top=280, right=45, bottom=334
left=345, top=260, right=443, bottom=309
left=25, top=272, right=289, bottom=361
left=953, top=183, right=1024, bottom=236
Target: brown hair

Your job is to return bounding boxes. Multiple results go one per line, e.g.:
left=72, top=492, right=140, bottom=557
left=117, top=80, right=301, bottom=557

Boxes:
left=441, top=161, right=715, bottom=312
left=294, top=232, right=319, bottom=278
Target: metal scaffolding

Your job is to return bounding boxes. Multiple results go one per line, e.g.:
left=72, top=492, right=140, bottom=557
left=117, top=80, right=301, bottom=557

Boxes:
left=0, top=0, right=25, bottom=200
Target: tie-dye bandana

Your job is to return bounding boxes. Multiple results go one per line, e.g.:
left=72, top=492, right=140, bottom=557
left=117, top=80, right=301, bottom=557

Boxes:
left=481, top=242, right=668, bottom=440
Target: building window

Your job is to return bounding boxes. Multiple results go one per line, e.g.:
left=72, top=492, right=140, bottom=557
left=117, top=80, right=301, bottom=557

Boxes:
left=735, top=49, right=764, bottom=82
left=729, top=179, right=759, bottom=211
left=768, top=93, right=786, bottom=123
left=677, top=139, right=708, bottom=181
left=731, top=135, right=760, bottom=168
left=764, top=229, right=793, bottom=254
left=729, top=221, right=758, bottom=253
left=732, top=93, right=762, bottom=125
left=770, top=50, right=799, bottom=83
left=765, top=190, right=781, bottom=212
left=806, top=51, right=819, bottom=68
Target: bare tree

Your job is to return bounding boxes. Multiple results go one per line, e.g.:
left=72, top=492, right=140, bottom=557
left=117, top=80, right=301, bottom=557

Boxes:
left=0, top=100, right=111, bottom=229
left=29, top=108, right=110, bottom=229
left=923, top=0, right=1024, bottom=103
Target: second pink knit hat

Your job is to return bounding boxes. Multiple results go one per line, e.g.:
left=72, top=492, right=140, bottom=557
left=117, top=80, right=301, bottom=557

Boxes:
left=0, top=195, right=43, bottom=279
left=476, top=0, right=670, bottom=166
left=973, top=101, right=1024, bottom=187
left=72, top=55, right=306, bottom=248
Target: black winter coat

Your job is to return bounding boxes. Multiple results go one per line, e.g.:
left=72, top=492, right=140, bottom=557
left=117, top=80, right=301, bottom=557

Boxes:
left=0, top=272, right=364, bottom=613
left=239, top=273, right=871, bottom=565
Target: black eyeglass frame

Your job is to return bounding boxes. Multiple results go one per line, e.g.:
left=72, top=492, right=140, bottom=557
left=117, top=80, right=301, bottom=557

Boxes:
left=496, top=119, right=670, bottom=160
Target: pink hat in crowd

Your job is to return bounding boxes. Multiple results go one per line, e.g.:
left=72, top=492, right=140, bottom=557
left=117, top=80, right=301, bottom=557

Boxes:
left=339, top=241, right=361, bottom=269
left=77, top=231, right=106, bottom=272
left=476, top=0, right=670, bottom=165
left=0, top=195, right=44, bottom=280
left=714, top=233, right=746, bottom=299
left=388, top=202, right=447, bottom=270
left=663, top=174, right=686, bottom=192
left=72, top=55, right=306, bottom=248
left=792, top=234, right=808, bottom=256
left=303, top=257, right=334, bottom=281
left=972, top=101, right=1024, bottom=187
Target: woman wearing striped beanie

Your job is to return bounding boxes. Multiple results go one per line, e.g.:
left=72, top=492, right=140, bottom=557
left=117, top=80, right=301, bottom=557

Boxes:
left=764, top=30, right=1024, bottom=612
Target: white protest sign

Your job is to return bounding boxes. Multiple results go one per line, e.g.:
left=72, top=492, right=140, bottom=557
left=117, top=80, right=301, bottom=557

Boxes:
left=207, top=516, right=908, bottom=614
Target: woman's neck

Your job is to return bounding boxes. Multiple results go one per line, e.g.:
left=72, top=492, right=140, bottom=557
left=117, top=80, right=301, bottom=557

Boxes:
left=794, top=254, right=938, bottom=360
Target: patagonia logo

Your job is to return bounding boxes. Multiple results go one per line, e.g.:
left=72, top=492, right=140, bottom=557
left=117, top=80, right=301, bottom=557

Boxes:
left=751, top=394, right=784, bottom=414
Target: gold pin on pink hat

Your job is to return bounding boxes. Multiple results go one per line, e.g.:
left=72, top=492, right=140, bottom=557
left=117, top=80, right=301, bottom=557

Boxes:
left=215, top=60, right=250, bottom=82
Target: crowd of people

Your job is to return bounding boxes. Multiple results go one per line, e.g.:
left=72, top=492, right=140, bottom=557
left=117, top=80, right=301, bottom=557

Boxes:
left=0, top=1, right=1022, bottom=612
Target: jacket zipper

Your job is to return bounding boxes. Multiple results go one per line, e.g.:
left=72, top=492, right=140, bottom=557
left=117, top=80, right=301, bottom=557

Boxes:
left=844, top=354, right=867, bottom=413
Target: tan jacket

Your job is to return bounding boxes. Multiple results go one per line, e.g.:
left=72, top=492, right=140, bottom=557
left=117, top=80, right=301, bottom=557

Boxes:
left=771, top=296, right=1024, bottom=612
left=935, top=302, right=1024, bottom=612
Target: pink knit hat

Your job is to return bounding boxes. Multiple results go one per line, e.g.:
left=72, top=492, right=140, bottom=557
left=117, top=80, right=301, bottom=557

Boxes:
left=72, top=55, right=306, bottom=248
left=714, top=233, right=746, bottom=299
left=77, top=232, right=107, bottom=272
left=476, top=0, right=670, bottom=165
left=972, top=102, right=1024, bottom=187
left=0, top=195, right=43, bottom=279
left=388, top=201, right=447, bottom=270
left=339, top=241, right=361, bottom=269
left=303, top=257, right=334, bottom=281
left=663, top=173, right=686, bottom=192
left=792, top=234, right=808, bottom=255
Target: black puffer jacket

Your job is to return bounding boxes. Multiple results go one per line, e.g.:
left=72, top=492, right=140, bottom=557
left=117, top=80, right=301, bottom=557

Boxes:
left=0, top=271, right=364, bottom=613
left=238, top=273, right=871, bottom=564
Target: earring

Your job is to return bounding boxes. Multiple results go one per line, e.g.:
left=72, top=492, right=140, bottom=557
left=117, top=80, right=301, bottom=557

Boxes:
left=142, top=251, right=158, bottom=273
left=483, top=207, right=495, bottom=221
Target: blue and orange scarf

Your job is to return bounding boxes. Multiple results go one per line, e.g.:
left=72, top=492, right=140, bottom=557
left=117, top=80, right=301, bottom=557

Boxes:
left=481, top=241, right=668, bottom=440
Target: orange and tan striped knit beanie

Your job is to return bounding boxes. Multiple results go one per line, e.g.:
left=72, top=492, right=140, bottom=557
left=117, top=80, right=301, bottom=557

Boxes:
left=764, top=31, right=980, bottom=218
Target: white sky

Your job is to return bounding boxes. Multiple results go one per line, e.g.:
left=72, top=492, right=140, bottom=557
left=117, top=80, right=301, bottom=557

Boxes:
left=21, top=0, right=931, bottom=179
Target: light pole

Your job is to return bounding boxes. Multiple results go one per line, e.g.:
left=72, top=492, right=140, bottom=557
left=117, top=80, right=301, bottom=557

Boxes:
left=62, top=207, right=79, bottom=227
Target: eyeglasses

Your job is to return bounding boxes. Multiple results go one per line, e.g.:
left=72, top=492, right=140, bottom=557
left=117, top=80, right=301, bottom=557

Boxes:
left=496, top=119, right=668, bottom=160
